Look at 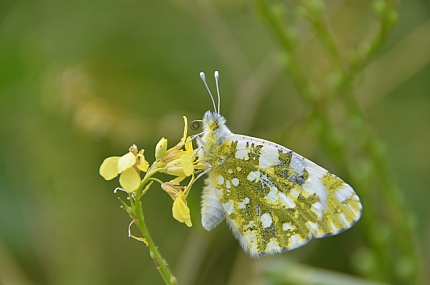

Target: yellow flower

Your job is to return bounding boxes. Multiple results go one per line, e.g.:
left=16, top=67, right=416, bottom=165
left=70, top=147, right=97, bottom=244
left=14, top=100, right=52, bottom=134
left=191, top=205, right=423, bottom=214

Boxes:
left=162, top=176, right=195, bottom=227
left=172, top=191, right=192, bottom=227
left=99, top=144, right=149, bottom=193
left=158, top=116, right=197, bottom=183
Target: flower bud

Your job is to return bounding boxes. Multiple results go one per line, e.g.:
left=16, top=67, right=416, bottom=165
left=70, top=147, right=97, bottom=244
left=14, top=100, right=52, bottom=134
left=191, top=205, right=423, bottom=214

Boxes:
left=155, top=138, right=168, bottom=160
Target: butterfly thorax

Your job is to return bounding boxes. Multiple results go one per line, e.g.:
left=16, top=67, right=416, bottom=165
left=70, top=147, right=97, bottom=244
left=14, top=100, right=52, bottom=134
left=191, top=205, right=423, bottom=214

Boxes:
left=197, top=111, right=232, bottom=167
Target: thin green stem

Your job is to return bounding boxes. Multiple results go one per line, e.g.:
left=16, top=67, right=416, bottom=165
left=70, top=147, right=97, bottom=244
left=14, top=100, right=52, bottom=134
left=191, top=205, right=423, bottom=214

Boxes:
left=131, top=196, right=176, bottom=285
left=117, top=167, right=177, bottom=285
left=149, top=177, right=164, bottom=186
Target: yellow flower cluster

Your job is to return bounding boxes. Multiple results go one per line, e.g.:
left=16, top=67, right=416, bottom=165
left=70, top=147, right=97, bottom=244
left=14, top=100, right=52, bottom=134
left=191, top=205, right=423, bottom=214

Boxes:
left=99, top=144, right=149, bottom=193
left=99, top=116, right=201, bottom=227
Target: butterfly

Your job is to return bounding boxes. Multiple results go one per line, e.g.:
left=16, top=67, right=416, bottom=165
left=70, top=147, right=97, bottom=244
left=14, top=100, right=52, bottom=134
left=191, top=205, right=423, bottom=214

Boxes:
left=195, top=71, right=362, bottom=257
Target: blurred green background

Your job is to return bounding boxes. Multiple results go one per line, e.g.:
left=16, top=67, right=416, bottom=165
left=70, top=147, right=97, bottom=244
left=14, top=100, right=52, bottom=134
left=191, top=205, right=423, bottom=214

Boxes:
left=1, top=1, right=429, bottom=285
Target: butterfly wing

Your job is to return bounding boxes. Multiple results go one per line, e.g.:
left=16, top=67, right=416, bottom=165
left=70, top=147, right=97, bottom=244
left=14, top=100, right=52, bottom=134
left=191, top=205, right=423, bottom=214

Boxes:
left=301, top=158, right=362, bottom=238
left=202, top=134, right=362, bottom=257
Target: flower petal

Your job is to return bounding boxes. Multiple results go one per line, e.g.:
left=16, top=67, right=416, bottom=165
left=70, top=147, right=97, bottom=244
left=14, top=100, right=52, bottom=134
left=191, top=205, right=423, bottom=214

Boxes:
left=118, top=152, right=136, bottom=173
left=170, top=176, right=186, bottom=185
left=184, top=136, right=193, bottom=155
left=99, top=157, right=120, bottom=180
left=119, top=167, right=141, bottom=193
left=180, top=155, right=194, bottom=176
left=138, top=159, right=149, bottom=172
left=165, top=158, right=181, bottom=175
left=181, top=116, right=188, bottom=142
left=172, top=192, right=192, bottom=227
left=137, top=150, right=149, bottom=172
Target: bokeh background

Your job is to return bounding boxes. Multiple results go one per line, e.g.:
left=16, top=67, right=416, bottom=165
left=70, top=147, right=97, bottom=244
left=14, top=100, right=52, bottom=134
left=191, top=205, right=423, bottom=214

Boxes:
left=1, top=1, right=429, bottom=285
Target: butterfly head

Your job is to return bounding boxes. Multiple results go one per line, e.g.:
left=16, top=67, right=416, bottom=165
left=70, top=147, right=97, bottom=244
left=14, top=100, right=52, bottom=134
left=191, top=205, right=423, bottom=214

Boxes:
left=199, top=71, right=232, bottom=136
left=202, top=110, right=228, bottom=133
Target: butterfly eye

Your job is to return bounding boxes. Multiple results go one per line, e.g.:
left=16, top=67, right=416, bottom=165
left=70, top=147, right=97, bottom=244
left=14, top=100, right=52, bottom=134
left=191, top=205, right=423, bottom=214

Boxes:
left=190, top=120, right=202, bottom=131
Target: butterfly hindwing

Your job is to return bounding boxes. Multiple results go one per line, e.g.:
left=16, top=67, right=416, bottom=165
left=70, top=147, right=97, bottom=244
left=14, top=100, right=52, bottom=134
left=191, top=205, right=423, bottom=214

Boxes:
left=302, top=161, right=362, bottom=238
left=204, top=135, right=321, bottom=256
left=201, top=134, right=361, bottom=256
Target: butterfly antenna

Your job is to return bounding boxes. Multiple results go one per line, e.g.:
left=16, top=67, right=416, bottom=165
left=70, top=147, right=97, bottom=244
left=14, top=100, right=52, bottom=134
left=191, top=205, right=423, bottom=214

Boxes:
left=214, top=71, right=220, bottom=114
left=200, top=72, right=217, bottom=112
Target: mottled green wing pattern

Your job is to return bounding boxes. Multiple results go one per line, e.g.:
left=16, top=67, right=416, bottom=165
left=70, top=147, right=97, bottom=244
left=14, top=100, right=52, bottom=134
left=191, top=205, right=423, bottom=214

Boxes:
left=203, top=135, right=362, bottom=257
left=303, top=162, right=362, bottom=238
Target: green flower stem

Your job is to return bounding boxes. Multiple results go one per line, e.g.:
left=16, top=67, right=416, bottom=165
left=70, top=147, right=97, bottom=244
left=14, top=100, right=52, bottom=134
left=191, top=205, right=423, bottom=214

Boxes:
left=120, top=167, right=177, bottom=285
left=130, top=196, right=176, bottom=285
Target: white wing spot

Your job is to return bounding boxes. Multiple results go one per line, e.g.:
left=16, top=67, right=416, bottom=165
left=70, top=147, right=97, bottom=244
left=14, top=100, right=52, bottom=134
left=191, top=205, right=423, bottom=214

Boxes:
left=290, top=154, right=306, bottom=174
left=247, top=171, right=260, bottom=182
left=238, top=197, right=250, bottom=209
left=283, top=222, right=295, bottom=231
left=228, top=169, right=233, bottom=174
left=329, top=222, right=338, bottom=232
left=291, top=189, right=299, bottom=198
left=223, top=201, right=234, bottom=215
left=279, top=192, right=296, bottom=208
left=235, top=149, right=249, bottom=160
left=307, top=221, right=318, bottom=233
left=232, top=178, right=239, bottom=186
left=244, top=231, right=258, bottom=251
left=259, top=146, right=279, bottom=169
left=217, top=175, right=224, bottom=185
left=266, top=239, right=279, bottom=251
left=236, top=166, right=242, bottom=171
left=290, top=234, right=301, bottom=245
left=350, top=205, right=361, bottom=217
left=267, top=188, right=279, bottom=202
left=340, top=213, right=349, bottom=226
left=334, top=186, right=354, bottom=203
left=312, top=202, right=323, bottom=215
left=261, top=213, right=272, bottom=228
left=226, top=180, right=231, bottom=189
